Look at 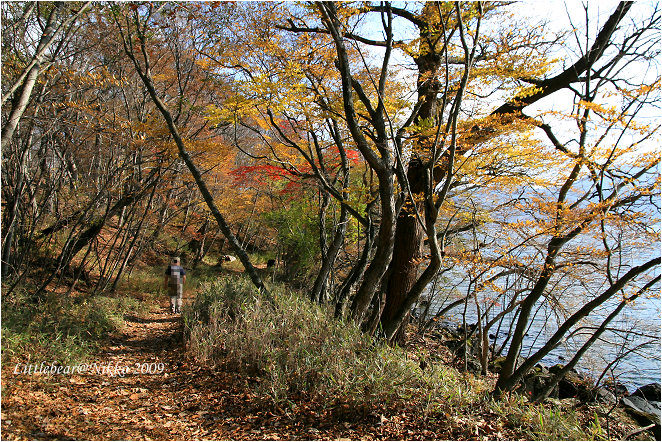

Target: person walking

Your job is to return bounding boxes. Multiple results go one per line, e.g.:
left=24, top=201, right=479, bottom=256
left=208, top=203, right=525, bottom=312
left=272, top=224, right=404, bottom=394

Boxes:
left=164, top=257, right=186, bottom=314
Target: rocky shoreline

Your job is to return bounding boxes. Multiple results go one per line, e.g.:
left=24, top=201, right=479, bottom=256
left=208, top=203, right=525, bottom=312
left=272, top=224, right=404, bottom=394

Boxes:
left=427, top=321, right=661, bottom=439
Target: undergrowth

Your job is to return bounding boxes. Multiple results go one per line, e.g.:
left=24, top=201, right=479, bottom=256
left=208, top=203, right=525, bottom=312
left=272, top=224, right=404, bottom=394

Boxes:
left=183, top=277, right=476, bottom=407
left=2, top=285, right=144, bottom=365
left=182, top=276, right=608, bottom=439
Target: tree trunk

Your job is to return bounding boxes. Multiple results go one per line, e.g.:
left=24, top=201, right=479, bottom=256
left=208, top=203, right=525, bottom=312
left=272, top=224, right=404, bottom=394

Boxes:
left=349, top=169, right=396, bottom=324
left=311, top=206, right=348, bottom=304
left=2, top=2, right=92, bottom=146
left=377, top=19, right=442, bottom=338
left=379, top=160, right=427, bottom=341
left=335, top=219, right=375, bottom=318
left=376, top=1, right=632, bottom=345
left=494, top=256, right=659, bottom=396
left=1, top=4, right=61, bottom=147
left=115, top=17, right=273, bottom=302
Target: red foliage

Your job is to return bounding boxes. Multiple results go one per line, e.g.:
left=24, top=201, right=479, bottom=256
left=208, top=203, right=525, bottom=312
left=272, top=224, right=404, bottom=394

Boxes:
left=229, top=144, right=361, bottom=195
left=230, top=164, right=293, bottom=183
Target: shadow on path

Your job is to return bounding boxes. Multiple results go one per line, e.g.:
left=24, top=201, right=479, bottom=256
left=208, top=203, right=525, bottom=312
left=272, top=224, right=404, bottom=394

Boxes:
left=123, top=314, right=180, bottom=324
left=1, top=301, right=406, bottom=441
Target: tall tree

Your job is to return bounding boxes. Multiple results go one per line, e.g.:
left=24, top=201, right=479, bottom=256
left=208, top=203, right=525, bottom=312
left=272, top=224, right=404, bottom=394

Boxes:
left=111, top=3, right=273, bottom=300
left=1, top=1, right=91, bottom=146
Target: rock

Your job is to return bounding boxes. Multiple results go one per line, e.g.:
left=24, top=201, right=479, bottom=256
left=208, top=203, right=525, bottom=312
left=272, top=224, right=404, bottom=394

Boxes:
left=556, top=369, right=589, bottom=400
left=594, top=387, right=617, bottom=404
left=518, top=371, right=559, bottom=399
left=604, top=381, right=629, bottom=397
left=621, top=395, right=661, bottom=426
left=558, top=377, right=579, bottom=399
left=548, top=364, right=582, bottom=378
left=548, top=364, right=564, bottom=374
left=465, top=356, right=483, bottom=374
left=455, top=323, right=478, bottom=336
left=633, top=383, right=661, bottom=402
left=564, top=369, right=584, bottom=383
left=540, top=365, right=597, bottom=400
left=431, top=321, right=459, bottom=338
left=446, top=338, right=465, bottom=353
left=443, top=337, right=483, bottom=374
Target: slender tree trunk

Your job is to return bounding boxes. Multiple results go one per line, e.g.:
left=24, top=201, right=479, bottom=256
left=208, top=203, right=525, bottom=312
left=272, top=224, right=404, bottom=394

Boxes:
left=350, top=169, right=396, bottom=324
left=494, top=257, right=659, bottom=396
left=531, top=291, right=635, bottom=402
left=2, top=2, right=91, bottom=145
left=2, top=179, right=24, bottom=276
left=312, top=192, right=330, bottom=302
left=335, top=219, right=375, bottom=318
left=311, top=206, right=347, bottom=304
left=61, top=170, right=161, bottom=272
left=191, top=219, right=209, bottom=268
left=377, top=1, right=632, bottom=346
left=1, top=5, right=59, bottom=146
left=111, top=183, right=158, bottom=290
left=115, top=16, right=273, bottom=301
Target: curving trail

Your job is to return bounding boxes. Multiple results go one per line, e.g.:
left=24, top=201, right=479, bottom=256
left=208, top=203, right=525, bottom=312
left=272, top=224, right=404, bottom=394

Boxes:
left=2, top=301, right=291, bottom=440
left=2, top=298, right=453, bottom=440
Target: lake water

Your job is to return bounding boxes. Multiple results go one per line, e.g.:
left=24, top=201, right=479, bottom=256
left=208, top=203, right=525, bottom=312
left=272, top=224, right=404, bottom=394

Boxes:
left=417, top=269, right=661, bottom=392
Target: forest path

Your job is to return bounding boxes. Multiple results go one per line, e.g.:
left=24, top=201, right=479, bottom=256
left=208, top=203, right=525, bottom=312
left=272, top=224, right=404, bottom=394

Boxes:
left=2, top=297, right=451, bottom=440
left=1, top=299, right=300, bottom=440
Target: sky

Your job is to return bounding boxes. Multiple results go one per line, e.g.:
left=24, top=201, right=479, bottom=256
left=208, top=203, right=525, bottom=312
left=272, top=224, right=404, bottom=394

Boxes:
left=351, top=0, right=660, bottom=168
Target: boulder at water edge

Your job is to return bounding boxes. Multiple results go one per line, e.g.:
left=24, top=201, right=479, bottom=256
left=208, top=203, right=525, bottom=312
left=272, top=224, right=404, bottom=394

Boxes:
left=621, top=395, right=661, bottom=439
left=632, top=383, right=661, bottom=402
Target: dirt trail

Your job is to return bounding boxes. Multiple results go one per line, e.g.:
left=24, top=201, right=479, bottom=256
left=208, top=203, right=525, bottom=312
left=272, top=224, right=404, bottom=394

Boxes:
left=1, top=294, right=652, bottom=441
left=2, top=298, right=452, bottom=440
left=1, top=300, right=291, bottom=440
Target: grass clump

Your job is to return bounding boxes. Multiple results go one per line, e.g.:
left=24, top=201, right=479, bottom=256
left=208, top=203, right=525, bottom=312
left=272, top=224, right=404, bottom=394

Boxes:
left=2, top=286, right=143, bottom=365
left=486, top=394, right=607, bottom=440
left=183, top=276, right=616, bottom=440
left=183, top=276, right=482, bottom=408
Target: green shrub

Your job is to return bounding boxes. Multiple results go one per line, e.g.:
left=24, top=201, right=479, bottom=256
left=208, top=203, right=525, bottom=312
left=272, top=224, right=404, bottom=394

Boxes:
left=2, top=287, right=143, bottom=365
left=183, top=277, right=481, bottom=407
left=262, top=199, right=319, bottom=284
left=183, top=276, right=611, bottom=440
